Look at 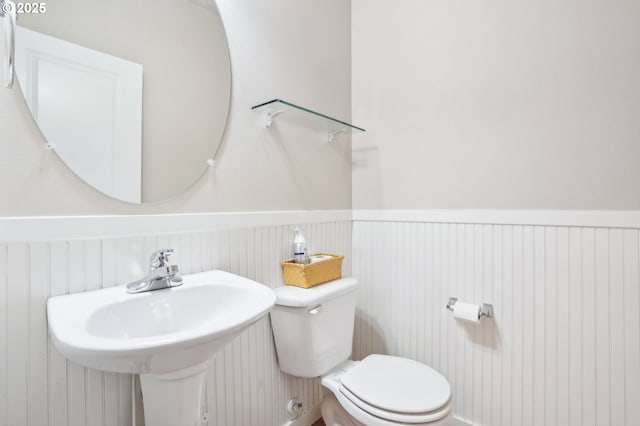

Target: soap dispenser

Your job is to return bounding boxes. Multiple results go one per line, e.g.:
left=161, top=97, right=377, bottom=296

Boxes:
left=293, top=227, right=308, bottom=264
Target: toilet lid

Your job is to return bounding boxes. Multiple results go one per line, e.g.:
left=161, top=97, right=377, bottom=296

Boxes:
left=340, top=354, right=451, bottom=415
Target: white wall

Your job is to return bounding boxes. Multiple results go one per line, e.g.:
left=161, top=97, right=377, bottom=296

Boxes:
left=0, top=0, right=352, bottom=214
left=0, top=2, right=354, bottom=424
left=0, top=214, right=352, bottom=426
left=352, top=3, right=640, bottom=425
left=352, top=0, right=640, bottom=209
left=353, top=214, right=640, bottom=426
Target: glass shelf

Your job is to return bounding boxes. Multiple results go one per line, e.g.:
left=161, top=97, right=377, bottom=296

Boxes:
left=251, top=99, right=365, bottom=142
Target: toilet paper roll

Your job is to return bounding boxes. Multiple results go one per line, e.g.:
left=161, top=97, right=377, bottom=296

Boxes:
left=453, top=302, right=480, bottom=323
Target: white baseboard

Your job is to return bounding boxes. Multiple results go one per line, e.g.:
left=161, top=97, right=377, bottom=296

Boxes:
left=450, top=414, right=474, bottom=425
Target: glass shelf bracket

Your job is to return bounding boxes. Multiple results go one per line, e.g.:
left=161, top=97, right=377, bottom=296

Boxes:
left=251, top=99, right=365, bottom=142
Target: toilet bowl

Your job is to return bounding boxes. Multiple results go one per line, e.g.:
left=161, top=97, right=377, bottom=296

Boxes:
left=320, top=357, right=452, bottom=426
left=324, top=357, right=453, bottom=425
left=269, top=278, right=453, bottom=426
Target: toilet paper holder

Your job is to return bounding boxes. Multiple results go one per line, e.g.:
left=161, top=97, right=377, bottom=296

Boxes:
left=446, top=297, right=493, bottom=320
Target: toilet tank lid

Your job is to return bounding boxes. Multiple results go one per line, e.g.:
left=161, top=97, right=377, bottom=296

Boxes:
left=274, top=277, right=358, bottom=307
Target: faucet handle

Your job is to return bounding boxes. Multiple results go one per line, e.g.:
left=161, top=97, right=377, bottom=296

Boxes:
left=150, top=249, right=174, bottom=269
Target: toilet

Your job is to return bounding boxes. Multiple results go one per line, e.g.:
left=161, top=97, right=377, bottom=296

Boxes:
left=270, top=278, right=453, bottom=426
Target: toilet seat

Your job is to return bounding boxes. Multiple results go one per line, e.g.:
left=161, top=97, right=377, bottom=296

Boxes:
left=340, top=384, right=453, bottom=424
left=340, top=354, right=451, bottom=414
left=321, top=356, right=453, bottom=426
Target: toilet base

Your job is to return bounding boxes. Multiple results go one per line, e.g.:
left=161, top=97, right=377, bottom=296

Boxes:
left=321, top=393, right=365, bottom=426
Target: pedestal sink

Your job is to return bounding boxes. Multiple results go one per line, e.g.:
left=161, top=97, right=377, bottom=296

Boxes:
left=47, top=270, right=276, bottom=426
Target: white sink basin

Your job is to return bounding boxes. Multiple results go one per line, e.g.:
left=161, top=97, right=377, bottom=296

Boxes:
left=47, top=270, right=276, bottom=375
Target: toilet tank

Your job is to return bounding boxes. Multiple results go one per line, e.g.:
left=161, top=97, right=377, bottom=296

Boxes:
left=270, top=278, right=358, bottom=378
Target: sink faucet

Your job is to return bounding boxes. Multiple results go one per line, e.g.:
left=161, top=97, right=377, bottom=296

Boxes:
left=126, top=249, right=183, bottom=294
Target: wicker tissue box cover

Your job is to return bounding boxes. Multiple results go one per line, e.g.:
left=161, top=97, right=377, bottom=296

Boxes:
left=280, top=254, right=344, bottom=288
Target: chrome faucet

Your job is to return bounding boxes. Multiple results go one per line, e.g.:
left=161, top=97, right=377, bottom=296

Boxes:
left=126, top=249, right=183, bottom=294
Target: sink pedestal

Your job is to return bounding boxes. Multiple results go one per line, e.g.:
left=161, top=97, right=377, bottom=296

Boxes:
left=140, top=361, right=209, bottom=426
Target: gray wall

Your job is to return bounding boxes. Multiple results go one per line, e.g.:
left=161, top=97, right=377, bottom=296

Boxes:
left=352, top=0, right=640, bottom=209
left=0, top=0, right=352, bottom=215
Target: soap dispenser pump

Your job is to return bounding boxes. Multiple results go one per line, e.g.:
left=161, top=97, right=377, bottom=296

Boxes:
left=293, top=227, right=308, bottom=264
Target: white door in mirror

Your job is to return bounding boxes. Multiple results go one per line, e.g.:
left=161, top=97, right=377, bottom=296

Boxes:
left=15, top=26, right=143, bottom=203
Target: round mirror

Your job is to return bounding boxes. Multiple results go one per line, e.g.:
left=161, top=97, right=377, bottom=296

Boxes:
left=14, top=0, right=231, bottom=203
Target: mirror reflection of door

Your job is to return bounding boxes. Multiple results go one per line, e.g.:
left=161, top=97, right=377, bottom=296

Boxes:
left=16, top=26, right=143, bottom=203
left=14, top=0, right=231, bottom=204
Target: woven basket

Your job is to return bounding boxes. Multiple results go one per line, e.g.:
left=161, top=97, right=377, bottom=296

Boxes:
left=281, top=253, right=344, bottom=288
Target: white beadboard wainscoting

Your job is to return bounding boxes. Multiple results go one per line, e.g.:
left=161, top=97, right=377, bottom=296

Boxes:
left=352, top=216, right=640, bottom=426
left=0, top=212, right=352, bottom=426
